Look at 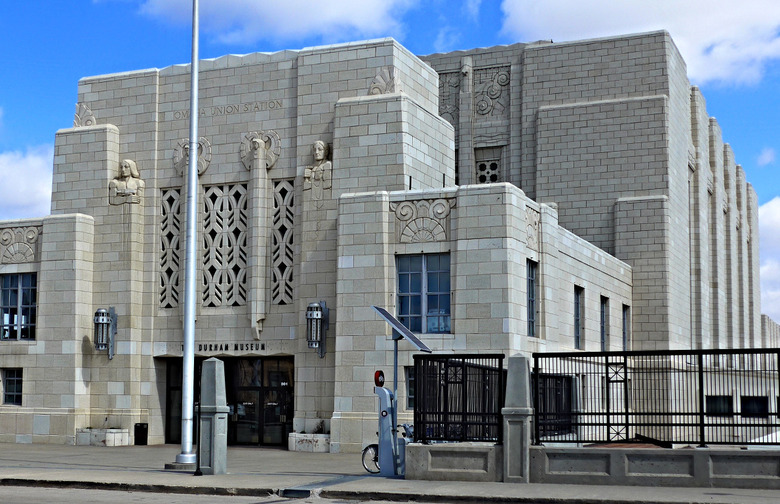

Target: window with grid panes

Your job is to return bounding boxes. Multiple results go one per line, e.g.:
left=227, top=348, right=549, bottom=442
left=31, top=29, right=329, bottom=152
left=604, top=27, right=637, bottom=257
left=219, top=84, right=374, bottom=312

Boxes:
left=397, top=254, right=451, bottom=333
left=2, top=368, right=22, bottom=405
left=1, top=273, right=37, bottom=341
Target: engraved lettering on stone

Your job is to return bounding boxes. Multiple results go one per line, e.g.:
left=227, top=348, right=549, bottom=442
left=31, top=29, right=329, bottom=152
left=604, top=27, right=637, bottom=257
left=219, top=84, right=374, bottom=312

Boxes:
left=202, top=184, right=248, bottom=307
left=73, top=103, right=96, bottom=127
left=391, top=199, right=455, bottom=243
left=109, top=159, right=145, bottom=205
left=303, top=140, right=332, bottom=205
left=272, top=180, right=295, bottom=306
left=474, top=66, right=510, bottom=117
left=439, top=72, right=460, bottom=127
left=526, top=207, right=541, bottom=252
left=174, top=137, right=212, bottom=176
left=240, top=130, right=281, bottom=171
left=0, top=226, right=41, bottom=264
left=160, top=189, right=181, bottom=308
left=369, top=67, right=401, bottom=95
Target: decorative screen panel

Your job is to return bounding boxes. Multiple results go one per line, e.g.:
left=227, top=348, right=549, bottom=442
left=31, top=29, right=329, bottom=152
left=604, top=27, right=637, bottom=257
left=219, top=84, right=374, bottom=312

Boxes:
left=272, top=180, right=294, bottom=305
left=160, top=188, right=181, bottom=308
left=202, top=184, right=248, bottom=307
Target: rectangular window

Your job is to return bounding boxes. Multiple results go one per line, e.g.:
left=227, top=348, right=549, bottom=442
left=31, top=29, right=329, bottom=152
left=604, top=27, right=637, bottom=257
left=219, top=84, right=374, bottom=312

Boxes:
left=1, top=273, right=37, bottom=341
left=2, top=368, right=22, bottom=406
left=741, top=396, right=769, bottom=418
left=574, top=286, right=584, bottom=349
left=527, top=260, right=538, bottom=338
left=622, top=304, right=630, bottom=351
left=397, top=254, right=450, bottom=333
left=405, top=366, right=415, bottom=410
left=706, top=395, right=734, bottom=417
left=600, top=296, right=609, bottom=352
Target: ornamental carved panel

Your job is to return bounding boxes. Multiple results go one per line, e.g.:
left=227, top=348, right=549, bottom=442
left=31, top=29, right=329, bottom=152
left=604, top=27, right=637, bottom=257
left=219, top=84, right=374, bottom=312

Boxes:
left=272, top=180, right=295, bottom=305
left=369, top=67, right=401, bottom=95
left=159, top=188, right=181, bottom=309
left=438, top=72, right=460, bottom=127
left=526, top=206, right=540, bottom=252
left=202, top=184, right=248, bottom=307
left=174, top=137, right=212, bottom=176
left=390, top=199, right=455, bottom=243
left=474, top=66, right=510, bottom=119
left=73, top=103, right=96, bottom=127
left=0, top=227, right=41, bottom=264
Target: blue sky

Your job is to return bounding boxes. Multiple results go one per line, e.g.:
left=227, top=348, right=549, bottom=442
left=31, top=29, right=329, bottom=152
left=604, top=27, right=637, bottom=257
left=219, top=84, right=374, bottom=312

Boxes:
left=1, top=0, right=780, bottom=320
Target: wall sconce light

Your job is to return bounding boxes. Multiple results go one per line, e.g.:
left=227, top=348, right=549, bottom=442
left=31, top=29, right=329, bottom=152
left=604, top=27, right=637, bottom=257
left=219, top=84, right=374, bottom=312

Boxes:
left=94, top=307, right=117, bottom=360
left=306, top=301, right=329, bottom=358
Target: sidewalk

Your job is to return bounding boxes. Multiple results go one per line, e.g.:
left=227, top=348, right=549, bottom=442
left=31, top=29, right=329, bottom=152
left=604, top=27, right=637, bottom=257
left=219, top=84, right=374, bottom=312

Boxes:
left=0, top=443, right=778, bottom=503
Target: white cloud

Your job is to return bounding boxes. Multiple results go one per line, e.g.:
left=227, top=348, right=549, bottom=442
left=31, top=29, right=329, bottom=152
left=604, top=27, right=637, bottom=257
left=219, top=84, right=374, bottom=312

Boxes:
left=0, top=146, right=53, bottom=220
left=500, top=0, right=780, bottom=85
left=465, top=0, right=481, bottom=19
left=140, top=0, right=417, bottom=45
left=759, top=197, right=780, bottom=322
left=757, top=147, right=776, bottom=167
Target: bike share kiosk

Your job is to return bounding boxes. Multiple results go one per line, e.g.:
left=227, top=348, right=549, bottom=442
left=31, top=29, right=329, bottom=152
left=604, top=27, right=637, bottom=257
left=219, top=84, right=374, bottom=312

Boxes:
left=372, top=306, right=431, bottom=477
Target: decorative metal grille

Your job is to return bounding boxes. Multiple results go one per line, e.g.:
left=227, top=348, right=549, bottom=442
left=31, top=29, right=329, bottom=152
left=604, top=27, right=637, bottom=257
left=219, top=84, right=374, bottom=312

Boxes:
left=160, top=189, right=181, bottom=308
left=272, top=180, right=294, bottom=305
left=202, top=184, right=248, bottom=307
left=414, top=354, right=505, bottom=443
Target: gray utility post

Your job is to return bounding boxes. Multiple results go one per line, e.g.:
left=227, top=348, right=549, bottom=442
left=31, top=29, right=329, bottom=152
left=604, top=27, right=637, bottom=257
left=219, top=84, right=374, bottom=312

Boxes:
left=502, top=354, right=533, bottom=483
left=199, top=358, right=229, bottom=475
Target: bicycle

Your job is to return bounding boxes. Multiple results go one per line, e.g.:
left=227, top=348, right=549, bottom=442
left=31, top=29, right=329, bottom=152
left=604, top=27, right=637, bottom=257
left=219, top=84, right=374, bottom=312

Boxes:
left=361, top=423, right=413, bottom=474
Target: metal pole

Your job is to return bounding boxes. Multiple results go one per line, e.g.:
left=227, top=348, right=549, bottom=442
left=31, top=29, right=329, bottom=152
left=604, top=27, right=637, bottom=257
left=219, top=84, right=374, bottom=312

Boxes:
left=176, top=0, right=199, bottom=465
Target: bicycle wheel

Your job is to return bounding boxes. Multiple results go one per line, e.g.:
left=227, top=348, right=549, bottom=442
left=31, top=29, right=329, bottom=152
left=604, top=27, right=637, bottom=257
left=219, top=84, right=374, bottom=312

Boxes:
left=361, top=443, right=380, bottom=473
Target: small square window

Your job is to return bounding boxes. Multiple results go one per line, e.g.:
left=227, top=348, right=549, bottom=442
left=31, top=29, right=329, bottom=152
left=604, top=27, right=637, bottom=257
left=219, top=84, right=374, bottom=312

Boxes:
left=705, top=395, right=733, bottom=417
left=741, top=396, right=769, bottom=418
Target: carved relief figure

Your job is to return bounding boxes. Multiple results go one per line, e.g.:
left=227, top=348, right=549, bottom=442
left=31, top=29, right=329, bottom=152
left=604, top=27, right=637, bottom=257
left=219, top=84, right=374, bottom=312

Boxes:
left=304, top=140, right=332, bottom=202
left=109, top=159, right=145, bottom=205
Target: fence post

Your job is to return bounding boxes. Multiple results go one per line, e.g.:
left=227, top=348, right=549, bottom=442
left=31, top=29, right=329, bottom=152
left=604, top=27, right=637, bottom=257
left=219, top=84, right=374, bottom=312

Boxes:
left=502, top=354, right=533, bottom=483
left=698, top=352, right=705, bottom=447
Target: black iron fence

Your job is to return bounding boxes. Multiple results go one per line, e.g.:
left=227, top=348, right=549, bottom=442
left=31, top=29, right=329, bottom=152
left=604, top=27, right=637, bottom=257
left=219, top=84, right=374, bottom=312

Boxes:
left=533, top=348, right=780, bottom=446
left=413, top=353, right=505, bottom=443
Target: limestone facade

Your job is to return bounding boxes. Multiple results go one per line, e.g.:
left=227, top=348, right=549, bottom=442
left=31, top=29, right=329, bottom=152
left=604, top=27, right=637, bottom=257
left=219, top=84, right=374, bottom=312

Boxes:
left=0, top=32, right=776, bottom=449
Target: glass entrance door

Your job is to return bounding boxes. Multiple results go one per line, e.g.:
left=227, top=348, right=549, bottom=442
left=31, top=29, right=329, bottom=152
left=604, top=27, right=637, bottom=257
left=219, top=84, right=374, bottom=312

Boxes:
left=230, top=389, right=261, bottom=444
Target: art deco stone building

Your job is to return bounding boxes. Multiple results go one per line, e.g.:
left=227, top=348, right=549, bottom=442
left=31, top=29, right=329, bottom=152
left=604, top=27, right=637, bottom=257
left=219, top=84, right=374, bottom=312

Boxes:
left=0, top=31, right=776, bottom=450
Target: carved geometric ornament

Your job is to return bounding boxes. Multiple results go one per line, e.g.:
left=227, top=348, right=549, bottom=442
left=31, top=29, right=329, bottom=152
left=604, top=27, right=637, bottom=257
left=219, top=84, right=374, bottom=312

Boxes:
left=174, top=137, right=212, bottom=176
left=390, top=199, right=455, bottom=243
left=0, top=227, right=41, bottom=264
left=240, top=130, right=281, bottom=170
left=74, top=103, right=96, bottom=127
left=474, top=66, right=510, bottom=117
left=526, top=207, right=541, bottom=252
left=439, top=72, right=461, bottom=127
left=369, top=67, right=401, bottom=95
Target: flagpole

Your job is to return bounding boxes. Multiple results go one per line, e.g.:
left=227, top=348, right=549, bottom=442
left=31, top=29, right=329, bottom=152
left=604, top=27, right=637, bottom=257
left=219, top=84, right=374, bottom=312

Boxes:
left=176, top=0, right=199, bottom=465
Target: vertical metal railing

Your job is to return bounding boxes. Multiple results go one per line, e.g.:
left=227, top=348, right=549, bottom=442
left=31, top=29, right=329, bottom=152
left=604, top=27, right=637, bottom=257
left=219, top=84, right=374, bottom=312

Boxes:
left=533, top=348, right=780, bottom=446
left=414, top=354, right=505, bottom=443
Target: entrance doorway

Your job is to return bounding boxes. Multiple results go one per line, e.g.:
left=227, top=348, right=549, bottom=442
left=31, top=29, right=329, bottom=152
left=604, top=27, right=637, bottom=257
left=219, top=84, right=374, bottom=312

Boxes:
left=165, top=356, right=294, bottom=447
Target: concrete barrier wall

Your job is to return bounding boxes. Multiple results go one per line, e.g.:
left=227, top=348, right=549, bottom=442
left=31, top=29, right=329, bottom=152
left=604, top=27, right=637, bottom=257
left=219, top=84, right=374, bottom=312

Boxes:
left=531, top=446, right=780, bottom=489
left=406, top=443, right=503, bottom=482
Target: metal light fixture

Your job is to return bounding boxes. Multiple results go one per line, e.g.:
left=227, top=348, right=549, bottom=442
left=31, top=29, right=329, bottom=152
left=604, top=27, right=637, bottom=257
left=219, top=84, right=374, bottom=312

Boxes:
left=93, top=307, right=117, bottom=360
left=305, top=301, right=329, bottom=358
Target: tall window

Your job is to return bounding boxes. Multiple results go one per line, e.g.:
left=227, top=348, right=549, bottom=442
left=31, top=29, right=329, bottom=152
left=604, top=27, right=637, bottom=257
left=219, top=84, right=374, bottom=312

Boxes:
left=574, top=286, right=584, bottom=349
left=622, top=304, right=630, bottom=351
left=600, top=296, right=609, bottom=352
left=527, top=260, right=538, bottom=338
left=397, top=254, right=450, bottom=333
left=1, top=273, right=37, bottom=341
left=405, top=366, right=416, bottom=409
left=2, top=368, right=23, bottom=405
